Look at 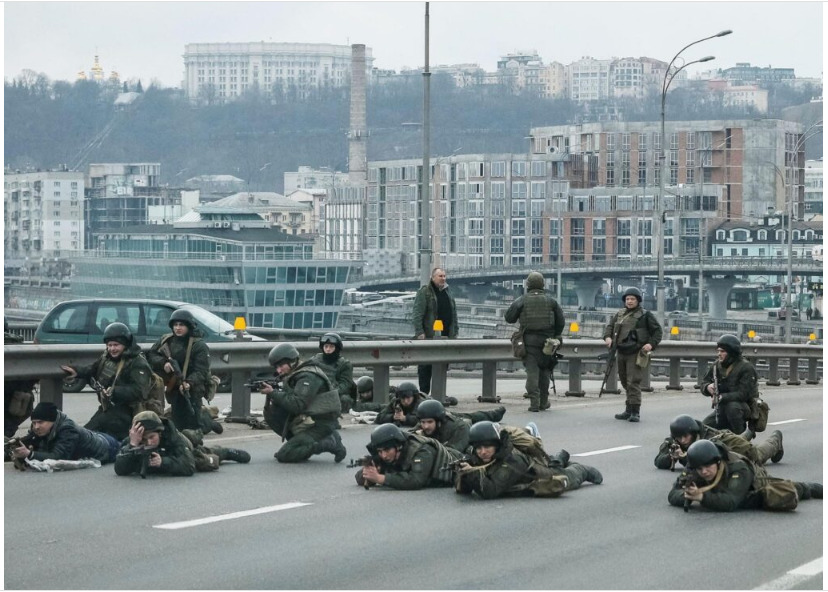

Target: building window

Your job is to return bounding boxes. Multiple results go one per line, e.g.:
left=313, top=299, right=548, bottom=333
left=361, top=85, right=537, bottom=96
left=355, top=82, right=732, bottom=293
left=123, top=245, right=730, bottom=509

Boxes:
left=530, top=181, right=546, bottom=199
left=511, top=161, right=527, bottom=177
left=491, top=182, right=506, bottom=200
left=511, top=237, right=526, bottom=254
left=511, top=182, right=527, bottom=200
left=492, top=161, right=506, bottom=177
left=490, top=237, right=504, bottom=253
left=511, top=219, right=526, bottom=236
left=617, top=237, right=631, bottom=254
left=530, top=161, right=546, bottom=177
left=511, top=200, right=526, bottom=217
left=593, top=218, right=606, bottom=235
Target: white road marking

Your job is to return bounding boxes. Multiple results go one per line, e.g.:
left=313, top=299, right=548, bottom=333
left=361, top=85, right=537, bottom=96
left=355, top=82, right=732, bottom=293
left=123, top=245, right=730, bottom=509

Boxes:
left=153, top=502, right=311, bottom=530
left=572, top=445, right=640, bottom=457
left=754, top=557, right=822, bottom=590
left=767, top=419, right=807, bottom=425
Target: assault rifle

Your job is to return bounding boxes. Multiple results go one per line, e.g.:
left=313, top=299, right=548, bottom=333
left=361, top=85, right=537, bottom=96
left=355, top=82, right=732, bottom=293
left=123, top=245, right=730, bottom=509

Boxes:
left=89, top=377, right=112, bottom=410
left=121, top=445, right=163, bottom=479
left=159, top=344, right=187, bottom=398
left=5, top=434, right=35, bottom=471
left=441, top=455, right=472, bottom=472
left=711, top=361, right=721, bottom=425
left=597, top=346, right=618, bottom=398
left=349, top=454, right=380, bottom=490
left=668, top=442, right=684, bottom=472
left=677, top=471, right=703, bottom=512
left=244, top=379, right=281, bottom=391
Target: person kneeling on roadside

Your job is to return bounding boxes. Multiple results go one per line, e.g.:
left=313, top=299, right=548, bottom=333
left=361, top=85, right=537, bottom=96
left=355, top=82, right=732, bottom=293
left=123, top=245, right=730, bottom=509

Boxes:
left=9, top=402, right=120, bottom=468
left=455, top=421, right=603, bottom=500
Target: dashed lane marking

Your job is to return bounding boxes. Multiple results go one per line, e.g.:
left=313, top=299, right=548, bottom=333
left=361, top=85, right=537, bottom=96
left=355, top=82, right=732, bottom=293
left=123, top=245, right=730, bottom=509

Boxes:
left=754, top=557, right=822, bottom=590
left=768, top=419, right=807, bottom=425
left=153, top=502, right=312, bottom=530
left=571, top=445, right=640, bottom=457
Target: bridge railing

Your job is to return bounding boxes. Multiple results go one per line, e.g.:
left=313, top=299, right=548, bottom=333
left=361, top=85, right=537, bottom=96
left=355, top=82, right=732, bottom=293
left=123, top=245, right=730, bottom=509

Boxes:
left=5, top=339, right=821, bottom=418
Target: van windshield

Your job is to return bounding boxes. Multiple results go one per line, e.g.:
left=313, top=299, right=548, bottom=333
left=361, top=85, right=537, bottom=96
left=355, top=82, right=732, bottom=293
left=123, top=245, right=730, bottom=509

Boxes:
left=180, top=304, right=236, bottom=335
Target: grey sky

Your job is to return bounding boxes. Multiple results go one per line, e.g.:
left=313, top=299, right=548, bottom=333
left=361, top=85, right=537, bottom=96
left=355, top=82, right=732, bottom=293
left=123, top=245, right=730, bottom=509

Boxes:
left=3, top=1, right=824, bottom=87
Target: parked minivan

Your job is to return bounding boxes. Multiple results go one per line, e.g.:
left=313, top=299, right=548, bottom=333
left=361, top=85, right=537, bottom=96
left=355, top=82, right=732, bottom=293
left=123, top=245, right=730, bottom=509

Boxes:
left=34, top=299, right=263, bottom=391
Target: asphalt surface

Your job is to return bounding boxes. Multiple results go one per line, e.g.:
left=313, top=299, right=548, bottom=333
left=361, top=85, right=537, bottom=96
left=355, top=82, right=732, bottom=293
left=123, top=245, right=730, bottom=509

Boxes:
left=4, top=378, right=823, bottom=590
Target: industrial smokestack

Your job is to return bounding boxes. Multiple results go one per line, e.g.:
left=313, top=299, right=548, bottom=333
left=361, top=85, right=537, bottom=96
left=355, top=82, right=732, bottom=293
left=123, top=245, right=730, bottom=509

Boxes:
left=348, top=44, right=367, bottom=184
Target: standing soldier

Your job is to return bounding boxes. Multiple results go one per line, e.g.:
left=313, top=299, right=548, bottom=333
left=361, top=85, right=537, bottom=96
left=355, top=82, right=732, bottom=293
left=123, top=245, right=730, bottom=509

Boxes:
left=411, top=267, right=458, bottom=394
left=309, top=332, right=356, bottom=414
left=699, top=334, right=757, bottom=435
left=61, top=322, right=152, bottom=441
left=257, top=343, right=346, bottom=463
left=504, top=271, right=565, bottom=412
left=602, top=287, right=663, bottom=422
left=147, top=309, right=219, bottom=437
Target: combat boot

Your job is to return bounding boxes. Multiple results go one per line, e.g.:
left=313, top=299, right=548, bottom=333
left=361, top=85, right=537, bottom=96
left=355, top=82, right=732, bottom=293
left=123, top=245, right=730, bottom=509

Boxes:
left=445, top=396, right=459, bottom=407
left=331, top=430, right=347, bottom=463
left=491, top=406, right=506, bottom=422
left=214, top=446, right=251, bottom=464
left=210, top=419, right=224, bottom=435
left=584, top=465, right=603, bottom=484
left=809, top=483, right=823, bottom=499
left=628, top=404, right=641, bottom=423
left=614, top=404, right=631, bottom=420
left=548, top=449, right=570, bottom=468
left=771, top=430, right=784, bottom=463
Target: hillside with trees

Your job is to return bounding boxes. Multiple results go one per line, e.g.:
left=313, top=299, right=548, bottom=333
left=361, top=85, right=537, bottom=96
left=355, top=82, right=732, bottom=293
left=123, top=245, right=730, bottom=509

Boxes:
left=4, top=71, right=821, bottom=192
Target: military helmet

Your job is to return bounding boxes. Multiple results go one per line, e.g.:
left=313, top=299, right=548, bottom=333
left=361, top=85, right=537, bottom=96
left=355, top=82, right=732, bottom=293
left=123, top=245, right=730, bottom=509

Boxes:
left=415, top=399, right=446, bottom=421
left=468, top=421, right=502, bottom=448
left=370, top=423, right=407, bottom=450
left=685, top=439, right=722, bottom=469
left=268, top=343, right=300, bottom=367
left=356, top=376, right=374, bottom=394
left=132, top=410, right=165, bottom=432
left=716, top=334, right=742, bottom=357
left=169, top=308, right=196, bottom=330
left=396, top=381, right=419, bottom=398
left=669, top=414, right=700, bottom=439
left=622, top=287, right=643, bottom=303
left=526, top=271, right=545, bottom=290
left=102, top=322, right=133, bottom=347
left=319, top=332, right=343, bottom=352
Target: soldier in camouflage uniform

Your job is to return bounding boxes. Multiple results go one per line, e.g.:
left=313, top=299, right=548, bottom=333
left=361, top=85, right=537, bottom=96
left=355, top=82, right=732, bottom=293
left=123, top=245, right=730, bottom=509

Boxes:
left=412, top=399, right=506, bottom=453
left=355, top=423, right=462, bottom=490
left=699, top=334, right=757, bottom=434
left=668, top=439, right=821, bottom=512
left=349, top=376, right=385, bottom=413
left=654, top=414, right=783, bottom=470
left=455, top=421, right=603, bottom=500
left=61, top=323, right=152, bottom=441
left=374, top=381, right=428, bottom=427
left=258, top=343, right=346, bottom=463
left=309, top=332, right=356, bottom=414
left=504, top=271, right=565, bottom=412
left=602, top=287, right=662, bottom=422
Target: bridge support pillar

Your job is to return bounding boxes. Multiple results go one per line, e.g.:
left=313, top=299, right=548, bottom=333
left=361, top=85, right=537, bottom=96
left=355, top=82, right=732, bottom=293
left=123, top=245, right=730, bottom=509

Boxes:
left=706, top=277, right=738, bottom=319
left=572, top=278, right=605, bottom=310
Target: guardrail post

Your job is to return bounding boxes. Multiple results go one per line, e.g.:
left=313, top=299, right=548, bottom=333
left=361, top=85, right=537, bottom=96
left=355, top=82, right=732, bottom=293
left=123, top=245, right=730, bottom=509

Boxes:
left=228, top=370, right=250, bottom=420
left=478, top=361, right=500, bottom=402
left=371, top=365, right=390, bottom=403
left=565, top=358, right=585, bottom=397
left=641, top=366, right=653, bottom=392
left=786, top=356, right=801, bottom=386
left=39, top=377, right=64, bottom=408
left=694, top=358, right=707, bottom=388
left=806, top=358, right=820, bottom=384
left=766, top=358, right=781, bottom=386
left=667, top=358, right=684, bottom=390
left=431, top=362, right=448, bottom=402
left=603, top=363, right=621, bottom=394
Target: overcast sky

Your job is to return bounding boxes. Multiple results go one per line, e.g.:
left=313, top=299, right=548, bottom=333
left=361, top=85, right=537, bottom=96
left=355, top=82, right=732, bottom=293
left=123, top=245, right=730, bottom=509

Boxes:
left=3, top=1, right=824, bottom=87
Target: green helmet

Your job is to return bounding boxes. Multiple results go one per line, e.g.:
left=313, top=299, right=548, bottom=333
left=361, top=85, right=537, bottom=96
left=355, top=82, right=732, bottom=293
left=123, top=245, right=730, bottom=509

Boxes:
left=415, top=399, right=446, bottom=421
left=268, top=343, right=300, bottom=367
left=356, top=376, right=374, bottom=394
left=468, top=421, right=501, bottom=448
left=169, top=308, right=196, bottom=330
left=319, top=332, right=343, bottom=352
left=526, top=271, right=545, bottom=290
left=369, top=424, right=406, bottom=450
left=102, top=322, right=133, bottom=347
left=622, top=287, right=643, bottom=303
left=396, top=382, right=419, bottom=398
left=669, top=415, right=700, bottom=439
left=686, top=439, right=722, bottom=469
left=716, top=334, right=742, bottom=357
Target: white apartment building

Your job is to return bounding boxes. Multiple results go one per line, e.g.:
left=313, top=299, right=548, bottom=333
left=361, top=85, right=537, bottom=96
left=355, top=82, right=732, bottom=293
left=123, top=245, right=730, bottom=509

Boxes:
left=804, top=159, right=823, bottom=218
left=4, top=169, right=86, bottom=262
left=183, top=42, right=374, bottom=103
left=568, top=57, right=613, bottom=102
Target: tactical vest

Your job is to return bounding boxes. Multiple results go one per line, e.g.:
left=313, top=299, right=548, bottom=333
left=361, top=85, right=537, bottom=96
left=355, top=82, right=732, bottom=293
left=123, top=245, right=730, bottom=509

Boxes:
left=519, top=290, right=554, bottom=332
left=285, top=362, right=340, bottom=416
left=404, top=433, right=462, bottom=485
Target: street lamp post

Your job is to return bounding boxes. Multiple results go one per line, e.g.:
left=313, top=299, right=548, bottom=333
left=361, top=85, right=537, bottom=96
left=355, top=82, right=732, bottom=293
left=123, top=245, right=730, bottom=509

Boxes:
left=419, top=2, right=432, bottom=287
left=656, top=29, right=732, bottom=325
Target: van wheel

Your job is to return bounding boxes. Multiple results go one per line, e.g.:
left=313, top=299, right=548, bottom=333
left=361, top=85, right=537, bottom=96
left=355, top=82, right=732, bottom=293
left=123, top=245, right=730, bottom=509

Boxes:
left=63, top=376, right=88, bottom=393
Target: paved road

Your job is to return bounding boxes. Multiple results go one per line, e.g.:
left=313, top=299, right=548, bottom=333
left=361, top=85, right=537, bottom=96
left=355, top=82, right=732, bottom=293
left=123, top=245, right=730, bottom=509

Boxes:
left=5, top=381, right=823, bottom=590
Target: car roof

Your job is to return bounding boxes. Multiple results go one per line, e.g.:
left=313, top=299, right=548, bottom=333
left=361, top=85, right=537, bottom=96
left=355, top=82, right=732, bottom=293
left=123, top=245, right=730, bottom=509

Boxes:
left=51, top=299, right=187, bottom=307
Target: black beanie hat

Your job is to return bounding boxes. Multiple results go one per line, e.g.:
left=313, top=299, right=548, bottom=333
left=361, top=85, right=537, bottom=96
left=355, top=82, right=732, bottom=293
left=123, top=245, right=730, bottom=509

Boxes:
left=31, top=402, right=59, bottom=422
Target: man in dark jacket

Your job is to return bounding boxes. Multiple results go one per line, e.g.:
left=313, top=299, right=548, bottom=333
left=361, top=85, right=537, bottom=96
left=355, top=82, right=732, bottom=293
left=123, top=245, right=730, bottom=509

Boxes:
left=654, top=414, right=783, bottom=470
left=61, top=322, right=152, bottom=441
left=411, top=267, right=458, bottom=394
left=504, top=271, right=565, bottom=412
left=699, top=334, right=757, bottom=434
left=257, top=343, right=346, bottom=463
left=147, top=308, right=218, bottom=436
left=114, top=411, right=197, bottom=477
left=309, top=332, right=356, bottom=413
left=412, top=399, right=506, bottom=453
left=455, top=421, right=603, bottom=500
left=355, top=423, right=462, bottom=490
left=668, top=439, right=821, bottom=512
left=374, top=381, right=428, bottom=427
left=602, top=287, right=663, bottom=422
left=9, top=402, right=120, bottom=466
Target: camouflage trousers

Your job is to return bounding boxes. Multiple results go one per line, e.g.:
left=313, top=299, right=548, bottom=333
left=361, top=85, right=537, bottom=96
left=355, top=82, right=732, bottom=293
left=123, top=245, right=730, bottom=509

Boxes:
left=617, top=351, right=645, bottom=405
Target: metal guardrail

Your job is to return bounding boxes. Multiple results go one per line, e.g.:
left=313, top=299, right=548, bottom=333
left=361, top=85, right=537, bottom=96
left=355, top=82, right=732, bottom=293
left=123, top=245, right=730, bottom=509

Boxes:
left=5, top=339, right=821, bottom=416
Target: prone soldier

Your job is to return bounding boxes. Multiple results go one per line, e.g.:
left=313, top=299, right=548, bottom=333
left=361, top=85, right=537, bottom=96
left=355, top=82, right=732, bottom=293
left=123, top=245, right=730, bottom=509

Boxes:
left=412, top=399, right=506, bottom=453
left=374, top=381, right=429, bottom=427
left=349, top=376, right=385, bottom=413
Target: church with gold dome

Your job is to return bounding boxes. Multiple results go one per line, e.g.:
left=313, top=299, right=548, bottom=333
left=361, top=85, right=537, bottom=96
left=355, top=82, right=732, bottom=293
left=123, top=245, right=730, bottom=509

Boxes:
left=76, top=54, right=120, bottom=85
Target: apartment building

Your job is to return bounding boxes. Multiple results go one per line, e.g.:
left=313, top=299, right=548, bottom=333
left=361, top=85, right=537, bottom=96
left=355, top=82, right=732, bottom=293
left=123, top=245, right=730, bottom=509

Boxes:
left=183, top=42, right=374, bottom=103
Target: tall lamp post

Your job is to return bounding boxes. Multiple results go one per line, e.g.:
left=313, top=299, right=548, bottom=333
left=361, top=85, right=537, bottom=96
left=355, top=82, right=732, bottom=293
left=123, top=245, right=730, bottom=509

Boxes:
left=656, top=29, right=732, bottom=325
left=419, top=2, right=432, bottom=287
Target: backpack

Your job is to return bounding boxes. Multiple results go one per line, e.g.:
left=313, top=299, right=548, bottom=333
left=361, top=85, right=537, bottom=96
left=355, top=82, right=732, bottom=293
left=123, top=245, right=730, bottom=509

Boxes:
left=748, top=396, right=770, bottom=432
left=501, top=426, right=568, bottom=497
left=502, top=425, right=550, bottom=466
left=142, top=373, right=167, bottom=415
left=757, top=477, right=799, bottom=511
